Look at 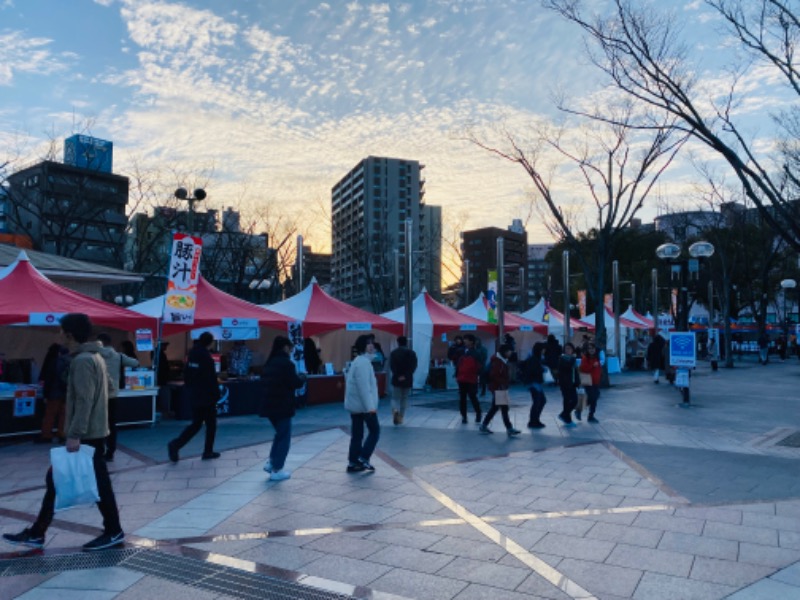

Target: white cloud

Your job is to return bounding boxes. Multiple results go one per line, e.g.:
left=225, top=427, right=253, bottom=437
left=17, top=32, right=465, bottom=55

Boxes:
left=0, top=31, right=72, bottom=86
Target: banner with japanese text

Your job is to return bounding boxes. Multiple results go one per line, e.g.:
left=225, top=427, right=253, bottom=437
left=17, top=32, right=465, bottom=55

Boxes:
left=486, top=270, right=498, bottom=324
left=163, top=233, right=203, bottom=324
left=577, top=290, right=587, bottom=318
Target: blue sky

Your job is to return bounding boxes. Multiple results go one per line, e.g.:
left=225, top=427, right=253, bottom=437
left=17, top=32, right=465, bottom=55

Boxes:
left=0, top=0, right=792, bottom=257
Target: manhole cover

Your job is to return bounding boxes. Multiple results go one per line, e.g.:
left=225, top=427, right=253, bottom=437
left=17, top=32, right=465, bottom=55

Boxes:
left=777, top=432, right=800, bottom=447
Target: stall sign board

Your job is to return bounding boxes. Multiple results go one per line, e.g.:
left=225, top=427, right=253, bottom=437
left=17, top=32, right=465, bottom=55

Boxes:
left=346, top=322, right=372, bottom=331
left=669, top=332, right=696, bottom=368
left=28, top=313, right=64, bottom=326
left=135, top=329, right=154, bottom=352
left=519, top=325, right=532, bottom=332
left=13, top=388, right=36, bottom=417
left=222, top=318, right=258, bottom=329
left=460, top=324, right=477, bottom=331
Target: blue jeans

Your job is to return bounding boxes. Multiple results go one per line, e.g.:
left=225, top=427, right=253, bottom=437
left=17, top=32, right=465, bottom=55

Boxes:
left=349, top=412, right=380, bottom=464
left=268, top=417, right=292, bottom=472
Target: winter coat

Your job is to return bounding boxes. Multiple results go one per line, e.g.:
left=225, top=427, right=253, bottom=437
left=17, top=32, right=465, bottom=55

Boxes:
left=389, top=346, right=418, bottom=388
left=42, top=347, right=70, bottom=401
left=647, top=337, right=665, bottom=369
left=455, top=350, right=481, bottom=384
left=344, top=354, right=379, bottom=413
left=184, top=342, right=221, bottom=409
left=487, top=354, right=510, bottom=391
left=64, top=342, right=109, bottom=441
left=579, top=354, right=602, bottom=386
left=260, top=353, right=305, bottom=420
left=557, top=353, right=579, bottom=390
left=97, top=344, right=139, bottom=398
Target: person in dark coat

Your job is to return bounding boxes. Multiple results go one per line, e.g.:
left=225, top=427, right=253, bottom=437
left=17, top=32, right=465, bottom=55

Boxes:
left=303, top=338, right=322, bottom=374
left=526, top=342, right=547, bottom=429
left=544, top=334, right=562, bottom=385
left=168, top=333, right=221, bottom=462
left=455, top=334, right=482, bottom=424
left=260, top=336, right=306, bottom=481
left=557, top=343, right=579, bottom=427
left=479, top=344, right=521, bottom=436
left=389, top=336, right=418, bottom=425
left=647, top=334, right=666, bottom=383
left=36, top=343, right=70, bottom=443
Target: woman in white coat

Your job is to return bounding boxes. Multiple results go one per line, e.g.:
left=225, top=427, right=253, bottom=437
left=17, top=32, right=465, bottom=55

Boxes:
left=344, top=335, right=380, bottom=472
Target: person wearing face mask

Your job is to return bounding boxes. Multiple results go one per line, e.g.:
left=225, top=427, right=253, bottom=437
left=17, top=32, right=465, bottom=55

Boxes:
left=344, top=335, right=381, bottom=473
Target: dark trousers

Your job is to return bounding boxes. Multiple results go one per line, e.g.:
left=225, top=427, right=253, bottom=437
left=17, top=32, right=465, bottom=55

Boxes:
left=173, top=404, right=217, bottom=454
left=105, top=396, right=118, bottom=457
left=268, top=417, right=292, bottom=472
left=585, top=385, right=599, bottom=416
left=348, top=412, right=380, bottom=464
left=458, top=382, right=481, bottom=418
left=40, top=398, right=66, bottom=440
left=482, top=396, right=512, bottom=429
left=32, top=438, right=121, bottom=536
left=528, top=385, right=547, bottom=425
left=559, top=385, right=577, bottom=423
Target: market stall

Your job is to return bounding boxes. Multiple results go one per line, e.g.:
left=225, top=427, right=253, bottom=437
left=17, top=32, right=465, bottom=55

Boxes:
left=460, top=293, right=548, bottom=359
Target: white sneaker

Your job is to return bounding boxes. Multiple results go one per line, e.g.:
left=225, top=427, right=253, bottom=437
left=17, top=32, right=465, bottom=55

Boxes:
left=269, top=470, right=291, bottom=482
left=263, top=460, right=273, bottom=473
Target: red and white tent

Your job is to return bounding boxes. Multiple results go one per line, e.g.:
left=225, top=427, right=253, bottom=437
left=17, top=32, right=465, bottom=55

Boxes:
left=263, top=281, right=403, bottom=337
left=583, top=306, right=648, bottom=354
left=0, top=252, right=155, bottom=332
left=622, top=306, right=654, bottom=329
left=521, top=298, right=594, bottom=337
left=382, top=291, right=495, bottom=388
left=129, top=276, right=293, bottom=336
left=460, top=293, right=548, bottom=335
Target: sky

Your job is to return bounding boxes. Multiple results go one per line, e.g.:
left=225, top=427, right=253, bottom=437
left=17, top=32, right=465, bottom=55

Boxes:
left=0, top=0, right=793, bottom=262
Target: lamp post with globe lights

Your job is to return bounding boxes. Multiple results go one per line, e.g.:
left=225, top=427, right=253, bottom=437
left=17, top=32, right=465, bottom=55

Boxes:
left=174, top=187, right=206, bottom=233
left=655, top=241, right=715, bottom=405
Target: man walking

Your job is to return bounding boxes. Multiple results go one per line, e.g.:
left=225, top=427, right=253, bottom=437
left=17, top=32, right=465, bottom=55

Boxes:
left=168, top=332, right=221, bottom=462
left=345, top=335, right=380, bottom=472
left=96, top=333, right=139, bottom=462
left=3, top=313, right=124, bottom=551
left=389, top=336, right=417, bottom=425
left=456, top=334, right=482, bottom=424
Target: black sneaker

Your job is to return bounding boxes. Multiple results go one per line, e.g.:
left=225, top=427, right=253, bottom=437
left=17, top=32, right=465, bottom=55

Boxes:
left=3, top=528, right=44, bottom=549
left=574, top=411, right=582, bottom=421
left=167, top=441, right=179, bottom=463
left=461, top=416, right=468, bottom=424
left=83, top=531, right=125, bottom=551
left=202, top=452, right=221, bottom=460
left=475, top=414, right=482, bottom=423
left=347, top=462, right=366, bottom=473
left=104, top=453, right=114, bottom=462
left=527, top=422, right=546, bottom=429
left=358, top=458, right=376, bottom=471
left=588, top=416, right=600, bottom=424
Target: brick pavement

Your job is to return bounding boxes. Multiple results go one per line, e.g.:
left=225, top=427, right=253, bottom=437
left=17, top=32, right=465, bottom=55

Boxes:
left=1, top=356, right=799, bottom=599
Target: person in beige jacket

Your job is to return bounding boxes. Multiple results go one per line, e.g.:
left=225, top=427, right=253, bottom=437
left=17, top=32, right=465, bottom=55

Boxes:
left=344, top=335, right=380, bottom=473
left=3, top=313, right=124, bottom=552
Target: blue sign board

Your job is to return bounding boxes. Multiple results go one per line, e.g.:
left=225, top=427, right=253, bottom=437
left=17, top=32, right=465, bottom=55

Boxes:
left=669, top=332, right=696, bottom=367
left=63, top=134, right=113, bottom=173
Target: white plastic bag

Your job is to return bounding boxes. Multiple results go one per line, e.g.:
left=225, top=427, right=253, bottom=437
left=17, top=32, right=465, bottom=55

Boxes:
left=50, top=446, right=100, bottom=511
left=543, top=367, right=555, bottom=385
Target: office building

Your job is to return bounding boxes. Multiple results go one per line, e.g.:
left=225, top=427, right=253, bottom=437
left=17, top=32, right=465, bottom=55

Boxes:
left=462, top=221, right=528, bottom=312
left=331, top=156, right=441, bottom=312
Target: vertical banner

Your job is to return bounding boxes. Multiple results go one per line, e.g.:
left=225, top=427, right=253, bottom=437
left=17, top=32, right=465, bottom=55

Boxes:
left=486, top=270, right=498, bottom=324
left=671, top=288, right=678, bottom=319
left=577, top=290, right=587, bottom=318
left=604, top=293, right=613, bottom=311
left=163, top=233, right=203, bottom=324
left=288, top=321, right=307, bottom=398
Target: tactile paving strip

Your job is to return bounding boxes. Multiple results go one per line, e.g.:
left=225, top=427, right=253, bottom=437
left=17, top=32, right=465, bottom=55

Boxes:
left=0, top=549, right=356, bottom=599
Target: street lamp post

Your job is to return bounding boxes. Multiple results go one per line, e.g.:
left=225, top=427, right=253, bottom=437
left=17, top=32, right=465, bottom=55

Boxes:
left=655, top=241, right=715, bottom=405
left=781, top=279, right=797, bottom=338
left=174, top=187, right=206, bottom=232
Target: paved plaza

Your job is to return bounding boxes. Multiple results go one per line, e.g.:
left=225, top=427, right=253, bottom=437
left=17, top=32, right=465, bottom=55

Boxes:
left=1, top=356, right=800, bottom=599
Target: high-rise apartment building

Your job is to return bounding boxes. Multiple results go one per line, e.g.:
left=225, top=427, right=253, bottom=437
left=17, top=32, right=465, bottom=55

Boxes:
left=462, top=221, right=528, bottom=312
left=331, top=156, right=441, bottom=312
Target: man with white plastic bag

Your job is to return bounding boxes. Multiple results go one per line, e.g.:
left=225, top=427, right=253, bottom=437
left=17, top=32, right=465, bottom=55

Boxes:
left=3, top=313, right=124, bottom=551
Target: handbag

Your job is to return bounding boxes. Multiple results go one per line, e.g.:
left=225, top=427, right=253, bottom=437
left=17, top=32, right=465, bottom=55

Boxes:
left=50, top=446, right=100, bottom=511
left=579, top=372, right=593, bottom=387
left=493, top=389, right=510, bottom=406
left=576, top=389, right=588, bottom=411
left=543, top=367, right=554, bottom=385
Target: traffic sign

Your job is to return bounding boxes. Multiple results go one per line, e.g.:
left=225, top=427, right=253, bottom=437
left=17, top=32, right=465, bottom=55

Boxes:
left=669, top=331, right=696, bottom=367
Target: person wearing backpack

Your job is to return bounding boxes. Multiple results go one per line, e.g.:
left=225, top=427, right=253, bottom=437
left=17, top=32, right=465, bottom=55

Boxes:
left=523, top=342, right=547, bottom=429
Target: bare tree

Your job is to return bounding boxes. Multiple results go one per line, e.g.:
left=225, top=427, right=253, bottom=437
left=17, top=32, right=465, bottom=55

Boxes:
left=546, top=0, right=800, bottom=249
left=471, top=109, right=685, bottom=368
